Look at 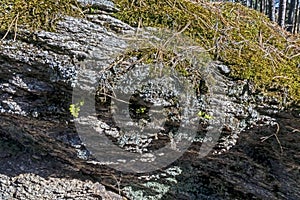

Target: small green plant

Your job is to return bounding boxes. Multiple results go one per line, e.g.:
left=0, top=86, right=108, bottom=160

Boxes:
left=136, top=106, right=147, bottom=114
left=197, top=111, right=213, bottom=120
left=69, top=100, right=84, bottom=118
left=90, top=7, right=96, bottom=13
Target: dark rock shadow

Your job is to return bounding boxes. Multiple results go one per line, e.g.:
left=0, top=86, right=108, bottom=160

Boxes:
left=161, top=109, right=300, bottom=200
left=0, top=54, right=121, bottom=194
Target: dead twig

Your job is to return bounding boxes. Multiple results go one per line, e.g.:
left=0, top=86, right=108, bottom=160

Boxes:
left=97, top=92, right=130, bottom=104
left=162, top=21, right=192, bottom=48
left=112, top=174, right=122, bottom=195
left=286, top=126, right=300, bottom=133
left=260, top=122, right=283, bottom=154
left=1, top=12, right=19, bottom=41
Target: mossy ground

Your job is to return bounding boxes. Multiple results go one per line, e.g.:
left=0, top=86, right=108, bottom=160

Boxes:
left=113, top=0, right=300, bottom=105
left=0, top=0, right=82, bottom=33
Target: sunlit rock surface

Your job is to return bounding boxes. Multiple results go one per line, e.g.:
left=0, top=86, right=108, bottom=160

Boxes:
left=0, top=0, right=299, bottom=199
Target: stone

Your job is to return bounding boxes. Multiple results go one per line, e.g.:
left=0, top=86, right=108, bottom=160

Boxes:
left=0, top=0, right=299, bottom=199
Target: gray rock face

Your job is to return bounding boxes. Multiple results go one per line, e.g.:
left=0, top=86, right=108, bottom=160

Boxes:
left=0, top=0, right=299, bottom=199
left=0, top=173, right=122, bottom=200
left=0, top=0, right=126, bottom=199
left=78, top=0, right=118, bottom=12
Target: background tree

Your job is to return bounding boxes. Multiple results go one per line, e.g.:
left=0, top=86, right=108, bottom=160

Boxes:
left=278, top=0, right=287, bottom=27
left=287, top=0, right=296, bottom=32
left=295, top=0, right=300, bottom=33
left=268, top=0, right=276, bottom=21
left=231, top=0, right=299, bottom=33
left=210, top=0, right=300, bottom=33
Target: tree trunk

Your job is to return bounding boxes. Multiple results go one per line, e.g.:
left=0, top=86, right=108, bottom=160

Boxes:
left=294, top=0, right=300, bottom=33
left=278, top=0, right=287, bottom=28
left=268, top=0, right=276, bottom=21
left=287, top=0, right=296, bottom=32
left=298, top=6, right=300, bottom=33
left=255, top=0, right=259, bottom=10
left=260, top=0, right=265, bottom=13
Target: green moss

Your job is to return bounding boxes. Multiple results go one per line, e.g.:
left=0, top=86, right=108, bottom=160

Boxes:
left=113, top=0, right=300, bottom=105
left=0, top=0, right=82, bottom=33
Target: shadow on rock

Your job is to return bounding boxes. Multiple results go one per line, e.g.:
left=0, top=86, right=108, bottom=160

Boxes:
left=162, top=110, right=300, bottom=200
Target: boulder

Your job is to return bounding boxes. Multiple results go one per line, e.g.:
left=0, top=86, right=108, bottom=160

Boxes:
left=0, top=0, right=299, bottom=199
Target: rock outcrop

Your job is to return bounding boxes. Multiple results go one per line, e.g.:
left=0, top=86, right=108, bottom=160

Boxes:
left=0, top=0, right=299, bottom=199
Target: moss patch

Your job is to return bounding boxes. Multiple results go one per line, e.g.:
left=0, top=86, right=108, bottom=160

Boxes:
left=0, top=0, right=82, bottom=33
left=113, top=0, right=300, bottom=105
